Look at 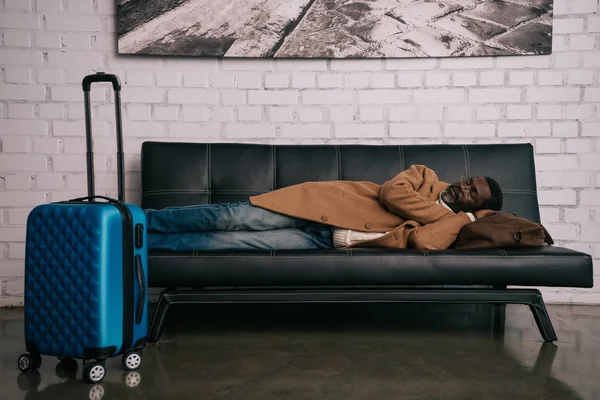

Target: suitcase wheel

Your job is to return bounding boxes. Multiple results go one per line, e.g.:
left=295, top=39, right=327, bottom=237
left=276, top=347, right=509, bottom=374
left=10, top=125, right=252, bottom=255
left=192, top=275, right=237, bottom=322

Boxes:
left=122, top=351, right=142, bottom=371
left=83, top=360, right=106, bottom=384
left=18, top=353, right=41, bottom=373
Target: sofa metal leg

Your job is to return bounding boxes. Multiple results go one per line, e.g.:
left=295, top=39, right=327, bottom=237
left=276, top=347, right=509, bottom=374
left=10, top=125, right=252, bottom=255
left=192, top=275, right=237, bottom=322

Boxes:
left=148, top=291, right=173, bottom=343
left=528, top=297, right=558, bottom=342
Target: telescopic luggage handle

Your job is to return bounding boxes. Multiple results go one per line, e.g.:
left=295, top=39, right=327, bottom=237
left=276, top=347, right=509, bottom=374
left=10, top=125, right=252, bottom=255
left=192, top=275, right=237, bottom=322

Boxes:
left=82, top=72, right=125, bottom=202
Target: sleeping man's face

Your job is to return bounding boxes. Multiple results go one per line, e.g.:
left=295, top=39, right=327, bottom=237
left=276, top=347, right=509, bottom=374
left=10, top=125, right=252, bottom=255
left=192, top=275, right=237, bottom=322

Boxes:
left=441, top=176, right=492, bottom=213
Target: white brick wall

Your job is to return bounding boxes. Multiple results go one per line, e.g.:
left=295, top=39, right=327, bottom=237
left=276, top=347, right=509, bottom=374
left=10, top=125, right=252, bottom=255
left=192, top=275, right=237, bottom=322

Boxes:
left=0, top=0, right=599, bottom=306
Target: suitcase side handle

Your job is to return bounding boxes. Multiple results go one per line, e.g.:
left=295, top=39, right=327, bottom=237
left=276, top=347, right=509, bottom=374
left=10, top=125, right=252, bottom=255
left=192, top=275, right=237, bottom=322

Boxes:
left=83, top=72, right=125, bottom=202
left=135, top=254, right=146, bottom=325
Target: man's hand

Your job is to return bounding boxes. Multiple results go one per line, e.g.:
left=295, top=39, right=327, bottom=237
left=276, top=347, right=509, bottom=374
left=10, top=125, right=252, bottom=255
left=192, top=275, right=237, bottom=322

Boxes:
left=474, top=209, right=496, bottom=219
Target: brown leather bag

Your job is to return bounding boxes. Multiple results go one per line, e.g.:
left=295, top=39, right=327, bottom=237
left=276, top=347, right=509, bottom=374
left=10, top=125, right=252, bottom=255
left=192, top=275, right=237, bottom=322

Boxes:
left=453, top=212, right=554, bottom=250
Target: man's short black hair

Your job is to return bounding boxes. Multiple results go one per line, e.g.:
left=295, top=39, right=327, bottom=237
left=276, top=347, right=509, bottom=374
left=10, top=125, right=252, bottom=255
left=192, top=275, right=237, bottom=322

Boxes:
left=481, top=177, right=503, bottom=211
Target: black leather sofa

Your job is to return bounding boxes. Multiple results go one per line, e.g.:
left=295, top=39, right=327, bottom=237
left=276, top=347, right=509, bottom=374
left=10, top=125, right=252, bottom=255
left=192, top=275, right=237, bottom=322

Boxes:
left=141, top=142, right=593, bottom=342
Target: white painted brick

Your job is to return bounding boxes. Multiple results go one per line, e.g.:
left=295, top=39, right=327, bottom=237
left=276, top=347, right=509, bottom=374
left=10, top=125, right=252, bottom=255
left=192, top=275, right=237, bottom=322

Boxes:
left=469, top=88, right=520, bottom=103
left=0, top=119, right=47, bottom=136
left=0, top=155, right=47, bottom=172
left=46, top=14, right=100, bottom=31
left=566, top=138, right=592, bottom=153
left=213, top=107, right=234, bottom=122
left=507, top=105, right=532, bottom=120
left=36, top=0, right=62, bottom=10
left=127, top=105, right=151, bottom=121
left=540, top=207, right=560, bottom=223
left=167, top=123, right=219, bottom=138
left=265, top=73, right=289, bottom=88
left=397, top=72, right=423, bottom=87
left=5, top=174, right=31, bottom=190
left=221, top=90, right=246, bottom=105
left=274, top=59, right=326, bottom=71
left=359, top=106, right=383, bottom=122
left=552, top=35, right=567, bottom=51
left=4, top=68, right=32, bottom=84
left=331, top=59, right=382, bottom=71
left=63, top=33, right=91, bottom=50
left=554, top=121, right=580, bottom=137
left=386, top=58, right=437, bottom=70
left=292, top=72, right=316, bottom=88
left=223, top=123, right=275, bottom=138
left=414, top=88, right=463, bottom=104
left=583, top=52, right=600, bottom=67
left=509, top=71, right=535, bottom=86
left=444, top=123, right=495, bottom=138
left=568, top=0, right=597, bottom=14
left=34, top=32, right=61, bottom=48
left=163, top=58, right=217, bottom=71
left=476, top=106, right=501, bottom=121
left=479, top=71, right=504, bottom=86
left=567, top=70, right=595, bottom=85
left=236, top=72, right=262, bottom=89
left=588, top=16, right=600, bottom=31
left=496, top=56, right=550, bottom=69
left=7, top=0, right=32, bottom=10
left=268, top=107, right=293, bottom=122
left=545, top=223, right=578, bottom=240
left=0, top=228, right=26, bottom=244
left=439, top=57, right=494, bottom=69
left=125, top=71, right=152, bottom=87
left=97, top=0, right=115, bottom=14
left=297, top=107, right=323, bottom=122
left=553, top=52, right=581, bottom=68
left=92, top=34, right=115, bottom=51
left=39, top=103, right=64, bottom=119
left=168, top=89, right=218, bottom=104
left=538, top=190, right=577, bottom=205
left=48, top=52, right=102, bottom=68
left=8, top=104, right=35, bottom=119
left=123, top=121, right=164, bottom=137
left=237, top=106, right=263, bottom=122
left=581, top=223, right=600, bottom=242
left=581, top=190, right=600, bottom=205
left=182, top=71, right=207, bottom=88
left=211, top=72, right=235, bottom=88
left=67, top=0, right=92, bottom=13
left=156, top=71, right=180, bottom=87
left=7, top=208, right=32, bottom=225
left=318, top=74, right=343, bottom=88
left=565, top=34, right=596, bottom=51
left=565, top=207, right=591, bottom=223
left=537, top=105, right=563, bottom=120
left=2, top=137, right=29, bottom=153
left=0, top=13, right=39, bottom=29
left=535, top=138, right=562, bottom=153
left=537, top=71, right=564, bottom=86
left=419, top=105, right=443, bottom=121
left=154, top=105, right=179, bottom=121
left=370, top=73, right=394, bottom=88
left=37, top=68, right=63, bottom=83
left=67, top=103, right=84, bottom=119
left=335, top=124, right=385, bottom=138
left=390, top=123, right=439, bottom=138
left=446, top=105, right=473, bottom=121
left=305, top=90, right=355, bottom=105
left=425, top=72, right=450, bottom=87
left=498, top=122, right=551, bottom=137
left=565, top=172, right=592, bottom=187
left=8, top=244, right=26, bottom=261
left=537, top=154, right=579, bottom=171
left=33, top=138, right=60, bottom=154
left=54, top=120, right=101, bottom=136
left=330, top=106, right=356, bottom=122
left=250, top=90, right=298, bottom=105
left=4, top=30, right=31, bottom=47
left=344, top=74, right=369, bottom=89
left=53, top=155, right=106, bottom=172
left=527, top=87, right=580, bottom=102
left=63, top=138, right=84, bottom=154
left=280, top=124, right=331, bottom=138
left=566, top=105, right=592, bottom=120
left=584, top=88, right=600, bottom=102
left=581, top=154, right=600, bottom=170
left=389, top=106, right=417, bottom=121
left=452, top=72, right=477, bottom=87
left=554, top=18, right=585, bottom=33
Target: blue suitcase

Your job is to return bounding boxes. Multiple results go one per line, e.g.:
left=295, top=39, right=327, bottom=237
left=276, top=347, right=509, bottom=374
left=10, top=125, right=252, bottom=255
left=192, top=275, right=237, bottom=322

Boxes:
left=18, top=73, right=148, bottom=384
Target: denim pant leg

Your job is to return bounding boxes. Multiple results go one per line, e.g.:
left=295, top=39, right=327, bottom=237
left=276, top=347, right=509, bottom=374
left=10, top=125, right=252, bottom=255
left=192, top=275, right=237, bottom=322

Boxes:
left=148, top=226, right=333, bottom=251
left=145, top=201, right=308, bottom=233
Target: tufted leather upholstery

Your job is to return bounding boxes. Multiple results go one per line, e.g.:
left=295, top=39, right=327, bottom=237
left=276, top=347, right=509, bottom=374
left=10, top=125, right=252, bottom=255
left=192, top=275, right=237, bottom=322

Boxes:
left=141, top=142, right=593, bottom=289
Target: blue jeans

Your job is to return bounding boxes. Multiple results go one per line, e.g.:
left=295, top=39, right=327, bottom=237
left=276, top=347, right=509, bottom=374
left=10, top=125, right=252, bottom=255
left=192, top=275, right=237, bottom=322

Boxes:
left=145, top=201, right=333, bottom=251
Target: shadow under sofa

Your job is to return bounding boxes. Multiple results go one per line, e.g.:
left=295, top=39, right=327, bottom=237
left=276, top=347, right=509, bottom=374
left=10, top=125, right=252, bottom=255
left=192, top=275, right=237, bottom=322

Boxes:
left=140, top=141, right=594, bottom=342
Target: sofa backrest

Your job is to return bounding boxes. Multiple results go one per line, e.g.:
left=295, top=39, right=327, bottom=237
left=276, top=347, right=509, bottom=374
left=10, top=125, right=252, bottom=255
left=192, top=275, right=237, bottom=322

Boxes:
left=140, top=142, right=541, bottom=223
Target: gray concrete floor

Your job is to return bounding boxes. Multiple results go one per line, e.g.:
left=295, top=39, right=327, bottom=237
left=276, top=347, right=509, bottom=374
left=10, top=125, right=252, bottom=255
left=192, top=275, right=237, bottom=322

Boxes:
left=2, top=302, right=599, bottom=399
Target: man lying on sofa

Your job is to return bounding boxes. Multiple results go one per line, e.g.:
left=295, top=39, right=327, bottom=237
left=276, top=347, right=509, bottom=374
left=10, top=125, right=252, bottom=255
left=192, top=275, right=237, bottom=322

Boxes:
left=145, top=165, right=503, bottom=251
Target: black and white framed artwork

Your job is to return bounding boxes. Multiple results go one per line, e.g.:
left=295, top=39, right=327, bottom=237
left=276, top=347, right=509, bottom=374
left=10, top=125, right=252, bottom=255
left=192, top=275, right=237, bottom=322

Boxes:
left=117, top=0, right=553, bottom=58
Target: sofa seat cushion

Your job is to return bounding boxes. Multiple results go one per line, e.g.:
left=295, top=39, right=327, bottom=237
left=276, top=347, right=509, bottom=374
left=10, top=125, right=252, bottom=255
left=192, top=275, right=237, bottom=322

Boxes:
left=148, top=246, right=593, bottom=289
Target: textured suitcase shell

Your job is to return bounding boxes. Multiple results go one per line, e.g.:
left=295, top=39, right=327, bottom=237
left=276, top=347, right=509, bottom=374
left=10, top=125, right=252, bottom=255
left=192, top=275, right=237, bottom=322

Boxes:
left=24, top=201, right=148, bottom=360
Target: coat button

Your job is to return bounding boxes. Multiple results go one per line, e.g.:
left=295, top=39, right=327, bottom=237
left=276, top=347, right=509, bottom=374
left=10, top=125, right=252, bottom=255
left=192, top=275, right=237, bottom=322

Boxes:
left=365, top=223, right=372, bottom=229
left=321, top=215, right=328, bottom=222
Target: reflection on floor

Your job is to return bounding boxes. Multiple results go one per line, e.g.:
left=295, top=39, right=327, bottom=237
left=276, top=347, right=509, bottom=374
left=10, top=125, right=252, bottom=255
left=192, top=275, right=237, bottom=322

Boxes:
left=1, top=302, right=599, bottom=399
